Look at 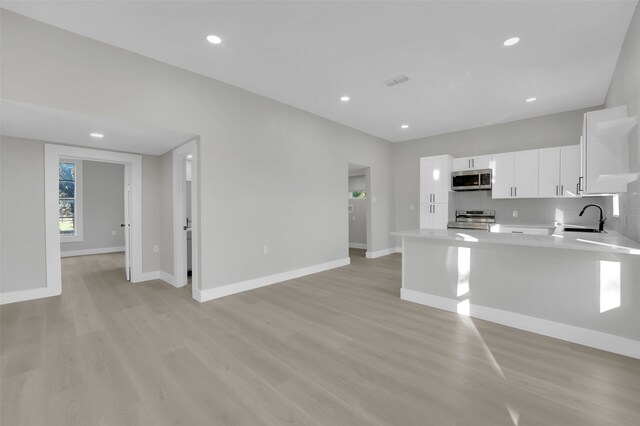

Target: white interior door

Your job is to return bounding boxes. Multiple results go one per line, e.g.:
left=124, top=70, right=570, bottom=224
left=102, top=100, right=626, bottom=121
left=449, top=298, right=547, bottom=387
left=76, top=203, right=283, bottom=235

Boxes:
left=124, top=165, right=132, bottom=281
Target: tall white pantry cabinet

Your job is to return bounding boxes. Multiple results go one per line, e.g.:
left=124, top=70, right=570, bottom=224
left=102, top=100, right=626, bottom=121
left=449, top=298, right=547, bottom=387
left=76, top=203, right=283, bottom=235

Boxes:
left=420, top=155, right=452, bottom=229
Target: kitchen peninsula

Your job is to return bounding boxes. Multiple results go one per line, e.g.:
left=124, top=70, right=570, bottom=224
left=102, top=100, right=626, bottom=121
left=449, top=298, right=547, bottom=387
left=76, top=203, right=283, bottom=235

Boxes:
left=392, top=228, right=640, bottom=358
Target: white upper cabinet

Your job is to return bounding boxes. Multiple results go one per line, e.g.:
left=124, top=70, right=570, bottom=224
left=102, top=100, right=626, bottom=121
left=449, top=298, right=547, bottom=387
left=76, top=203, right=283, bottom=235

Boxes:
left=420, top=155, right=451, bottom=229
left=538, top=148, right=561, bottom=198
left=420, top=155, right=450, bottom=204
left=538, top=145, right=580, bottom=198
left=492, top=150, right=538, bottom=199
left=452, top=155, right=492, bottom=171
left=580, top=106, right=639, bottom=194
left=491, top=152, right=514, bottom=199
left=560, top=145, right=581, bottom=197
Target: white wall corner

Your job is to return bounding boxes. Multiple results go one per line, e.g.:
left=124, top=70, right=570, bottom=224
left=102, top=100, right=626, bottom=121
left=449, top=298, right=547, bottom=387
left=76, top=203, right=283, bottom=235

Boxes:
left=198, top=257, right=351, bottom=303
left=159, top=271, right=179, bottom=288
left=133, top=271, right=160, bottom=283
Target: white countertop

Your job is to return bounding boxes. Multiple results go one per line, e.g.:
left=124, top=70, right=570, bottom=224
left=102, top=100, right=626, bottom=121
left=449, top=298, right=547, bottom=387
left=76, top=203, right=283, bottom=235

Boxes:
left=391, top=228, right=640, bottom=255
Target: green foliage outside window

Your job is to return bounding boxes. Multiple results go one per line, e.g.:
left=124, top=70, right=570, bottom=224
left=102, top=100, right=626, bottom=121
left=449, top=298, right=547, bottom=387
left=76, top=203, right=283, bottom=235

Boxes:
left=59, top=162, right=76, bottom=235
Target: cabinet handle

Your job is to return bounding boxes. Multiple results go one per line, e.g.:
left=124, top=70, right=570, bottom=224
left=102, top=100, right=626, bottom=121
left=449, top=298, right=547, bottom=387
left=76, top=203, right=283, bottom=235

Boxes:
left=578, top=177, right=584, bottom=192
left=556, top=185, right=558, bottom=196
left=468, top=159, right=471, bottom=168
left=515, top=187, right=517, bottom=197
left=510, top=187, right=513, bottom=197
left=433, top=194, right=436, bottom=203
left=472, top=158, right=475, bottom=168
left=561, top=185, right=564, bottom=195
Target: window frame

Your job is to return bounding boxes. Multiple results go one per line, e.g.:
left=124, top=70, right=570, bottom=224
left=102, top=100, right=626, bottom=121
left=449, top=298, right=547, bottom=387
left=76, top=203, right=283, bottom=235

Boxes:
left=59, top=159, right=84, bottom=242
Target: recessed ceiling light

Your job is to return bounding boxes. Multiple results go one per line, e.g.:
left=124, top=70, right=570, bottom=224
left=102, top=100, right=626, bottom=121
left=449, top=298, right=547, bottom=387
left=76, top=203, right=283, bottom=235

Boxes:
left=401, top=124, right=409, bottom=129
left=340, top=96, right=350, bottom=102
left=503, top=37, right=520, bottom=46
left=526, top=97, right=537, bottom=103
left=206, top=35, right=222, bottom=45
left=186, top=155, right=192, bottom=159
left=90, top=133, right=104, bottom=138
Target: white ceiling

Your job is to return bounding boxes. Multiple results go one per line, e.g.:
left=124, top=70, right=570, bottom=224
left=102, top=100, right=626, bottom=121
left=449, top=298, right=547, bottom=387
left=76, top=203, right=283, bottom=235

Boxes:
left=1, top=1, right=636, bottom=142
left=0, top=99, right=195, bottom=155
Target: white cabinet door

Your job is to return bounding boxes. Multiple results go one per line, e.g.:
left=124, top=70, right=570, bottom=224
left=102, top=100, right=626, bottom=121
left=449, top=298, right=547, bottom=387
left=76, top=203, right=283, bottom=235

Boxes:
left=432, top=156, right=449, bottom=204
left=513, top=150, right=539, bottom=198
left=420, top=203, right=447, bottom=229
left=452, top=155, right=492, bottom=171
left=472, top=155, right=492, bottom=170
left=420, top=157, right=434, bottom=203
left=432, top=204, right=448, bottom=229
left=560, top=145, right=581, bottom=197
left=491, top=153, right=514, bottom=199
left=420, top=203, right=431, bottom=229
left=452, top=157, right=471, bottom=172
left=538, top=147, right=561, bottom=198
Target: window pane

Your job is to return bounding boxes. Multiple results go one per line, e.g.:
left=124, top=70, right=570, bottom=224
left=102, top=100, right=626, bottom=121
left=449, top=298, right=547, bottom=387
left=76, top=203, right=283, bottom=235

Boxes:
left=59, top=162, right=75, bottom=181
left=59, top=218, right=75, bottom=234
left=59, top=199, right=75, bottom=218
left=59, top=181, right=75, bottom=198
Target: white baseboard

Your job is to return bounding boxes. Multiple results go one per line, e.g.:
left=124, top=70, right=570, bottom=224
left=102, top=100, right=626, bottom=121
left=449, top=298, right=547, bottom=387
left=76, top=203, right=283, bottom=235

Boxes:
left=365, top=246, right=402, bottom=258
left=159, top=271, right=178, bottom=287
left=0, top=286, right=61, bottom=305
left=349, top=243, right=367, bottom=249
left=198, top=257, right=351, bottom=303
left=133, top=271, right=160, bottom=282
left=133, top=270, right=178, bottom=287
left=61, top=246, right=125, bottom=258
left=401, top=288, right=640, bottom=359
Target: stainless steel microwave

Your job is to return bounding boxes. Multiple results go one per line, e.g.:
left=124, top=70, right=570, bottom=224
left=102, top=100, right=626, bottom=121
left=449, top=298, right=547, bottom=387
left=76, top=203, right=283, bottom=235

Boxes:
left=451, top=169, right=492, bottom=191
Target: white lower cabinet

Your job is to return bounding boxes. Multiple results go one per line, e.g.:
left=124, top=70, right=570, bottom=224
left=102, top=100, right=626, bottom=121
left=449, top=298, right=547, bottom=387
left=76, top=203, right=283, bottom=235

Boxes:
left=420, top=203, right=448, bottom=229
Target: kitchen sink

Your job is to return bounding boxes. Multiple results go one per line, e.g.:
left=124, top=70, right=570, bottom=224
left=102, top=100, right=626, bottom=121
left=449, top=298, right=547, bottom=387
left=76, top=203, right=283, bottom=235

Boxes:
left=562, top=226, right=603, bottom=233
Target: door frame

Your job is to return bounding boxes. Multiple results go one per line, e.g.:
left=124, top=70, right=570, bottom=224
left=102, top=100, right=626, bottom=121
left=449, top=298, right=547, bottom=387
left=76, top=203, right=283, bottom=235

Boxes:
left=172, top=139, right=200, bottom=299
left=44, top=144, right=143, bottom=295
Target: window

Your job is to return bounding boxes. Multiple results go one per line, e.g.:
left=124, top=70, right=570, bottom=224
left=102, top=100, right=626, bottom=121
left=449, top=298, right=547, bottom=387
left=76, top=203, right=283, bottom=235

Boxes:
left=349, top=190, right=366, bottom=199
left=59, top=160, right=83, bottom=241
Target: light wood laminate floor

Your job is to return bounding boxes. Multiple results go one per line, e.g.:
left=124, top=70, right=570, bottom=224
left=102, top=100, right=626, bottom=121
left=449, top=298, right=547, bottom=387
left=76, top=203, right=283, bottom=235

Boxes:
left=2, top=249, right=639, bottom=425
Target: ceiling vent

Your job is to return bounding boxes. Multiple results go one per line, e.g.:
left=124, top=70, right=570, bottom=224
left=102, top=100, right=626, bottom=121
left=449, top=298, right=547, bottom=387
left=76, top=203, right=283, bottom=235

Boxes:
left=383, top=74, right=409, bottom=87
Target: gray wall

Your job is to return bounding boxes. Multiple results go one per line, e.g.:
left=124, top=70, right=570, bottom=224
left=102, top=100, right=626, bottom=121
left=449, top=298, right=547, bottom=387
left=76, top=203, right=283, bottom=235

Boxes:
left=0, top=11, right=395, bottom=290
left=605, top=2, right=640, bottom=242
left=348, top=176, right=367, bottom=246
left=141, top=155, right=161, bottom=273
left=0, top=136, right=46, bottom=292
left=0, top=136, right=166, bottom=293
left=60, top=160, right=125, bottom=253
left=159, top=151, right=174, bottom=275
left=392, top=107, right=600, bottom=235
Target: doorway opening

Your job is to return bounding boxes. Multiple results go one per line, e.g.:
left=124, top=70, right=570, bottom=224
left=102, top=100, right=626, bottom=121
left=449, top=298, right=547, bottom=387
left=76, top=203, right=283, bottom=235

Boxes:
left=58, top=159, right=130, bottom=279
left=348, top=163, right=371, bottom=259
left=44, top=144, right=143, bottom=297
left=172, top=139, right=200, bottom=300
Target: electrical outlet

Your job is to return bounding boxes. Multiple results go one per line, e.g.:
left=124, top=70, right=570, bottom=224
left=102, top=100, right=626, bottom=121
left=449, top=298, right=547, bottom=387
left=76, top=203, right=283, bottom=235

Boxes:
left=263, top=245, right=269, bottom=255
left=112, top=230, right=116, bottom=236
left=153, top=245, right=159, bottom=253
left=410, top=204, right=414, bottom=211
left=373, top=197, right=377, bottom=202
left=512, top=211, right=518, bottom=218
left=352, top=215, right=355, bottom=221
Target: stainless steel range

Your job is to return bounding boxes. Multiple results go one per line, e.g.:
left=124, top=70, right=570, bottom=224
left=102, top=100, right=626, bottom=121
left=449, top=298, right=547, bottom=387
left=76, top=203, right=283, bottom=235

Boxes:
left=447, top=210, right=495, bottom=231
